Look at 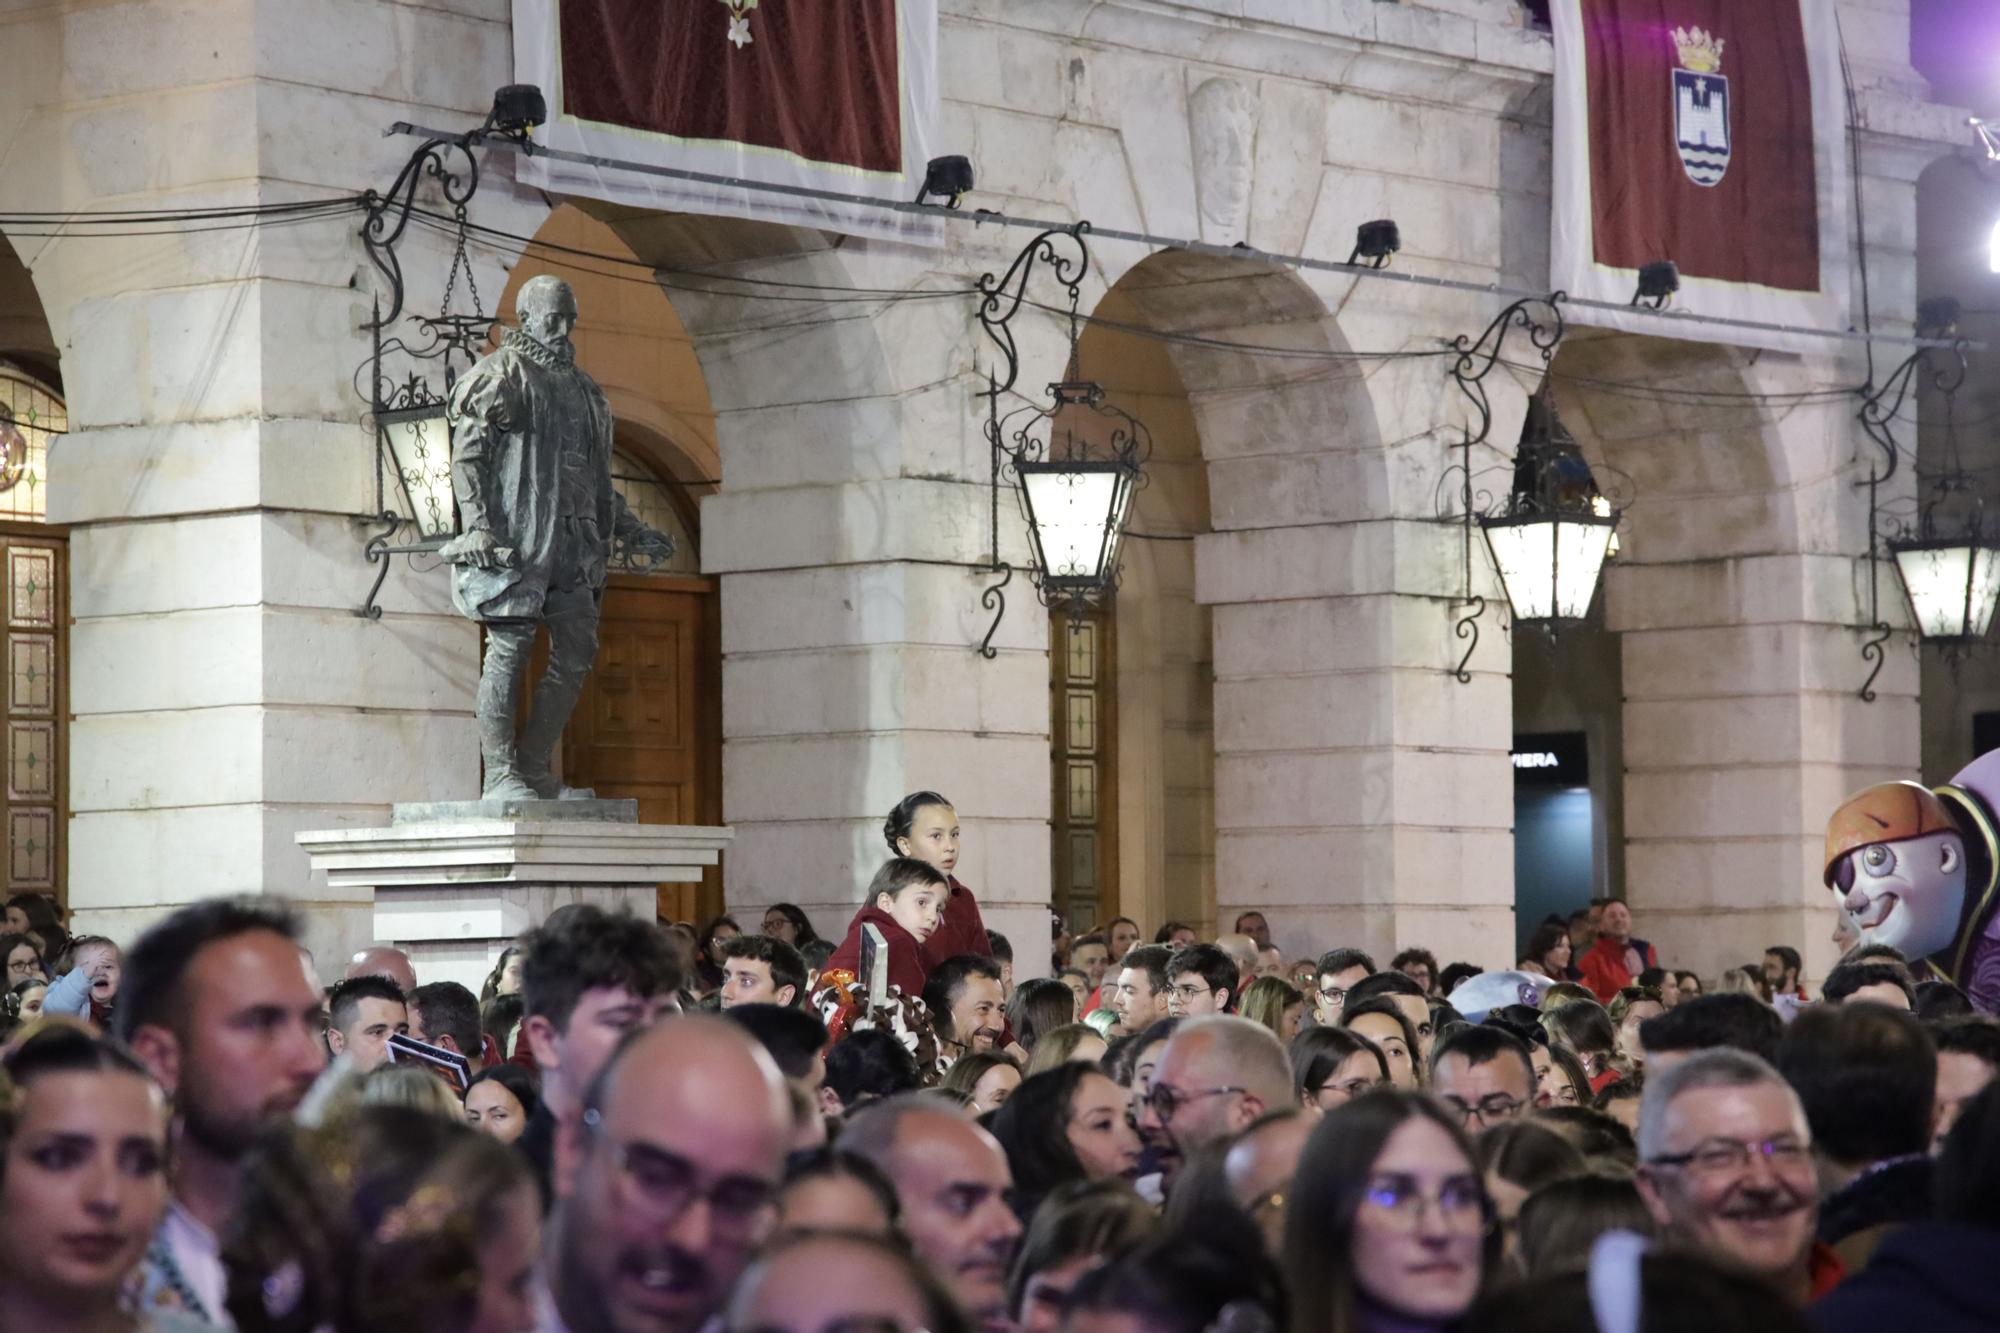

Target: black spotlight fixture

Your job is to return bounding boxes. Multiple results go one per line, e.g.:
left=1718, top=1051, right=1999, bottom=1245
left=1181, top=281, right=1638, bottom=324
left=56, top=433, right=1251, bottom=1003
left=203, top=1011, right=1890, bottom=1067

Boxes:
left=1348, top=220, right=1402, bottom=269
left=483, top=85, right=547, bottom=141
left=1917, top=296, right=1962, bottom=337
left=1632, top=261, right=1680, bottom=309
left=916, top=155, right=975, bottom=209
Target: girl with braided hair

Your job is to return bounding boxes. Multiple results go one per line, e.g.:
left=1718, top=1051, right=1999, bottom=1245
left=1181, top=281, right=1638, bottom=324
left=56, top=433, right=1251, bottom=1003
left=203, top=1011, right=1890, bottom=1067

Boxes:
left=221, top=1103, right=539, bottom=1333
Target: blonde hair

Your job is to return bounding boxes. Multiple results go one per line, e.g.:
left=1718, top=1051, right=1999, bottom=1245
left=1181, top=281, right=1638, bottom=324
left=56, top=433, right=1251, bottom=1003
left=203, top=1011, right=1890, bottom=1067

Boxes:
left=1237, top=976, right=1302, bottom=1040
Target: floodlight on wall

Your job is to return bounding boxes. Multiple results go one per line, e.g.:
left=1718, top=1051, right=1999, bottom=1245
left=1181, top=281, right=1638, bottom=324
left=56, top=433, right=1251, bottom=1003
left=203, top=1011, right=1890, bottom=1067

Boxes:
left=1632, top=261, right=1681, bottom=309
left=917, top=155, right=976, bottom=209
left=1348, top=220, right=1402, bottom=269
left=971, top=222, right=1153, bottom=658
left=484, top=84, right=547, bottom=140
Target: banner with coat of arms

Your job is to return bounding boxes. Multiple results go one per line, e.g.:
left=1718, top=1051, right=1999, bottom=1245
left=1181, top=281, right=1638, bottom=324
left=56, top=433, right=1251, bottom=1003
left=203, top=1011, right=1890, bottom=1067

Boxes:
left=512, top=0, right=941, bottom=245
left=1549, top=0, right=1850, bottom=349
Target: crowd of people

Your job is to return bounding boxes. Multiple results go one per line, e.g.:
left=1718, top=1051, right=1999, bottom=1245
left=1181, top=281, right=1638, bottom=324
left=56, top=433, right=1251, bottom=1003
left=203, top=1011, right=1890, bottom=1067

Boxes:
left=2, top=788, right=1999, bottom=1332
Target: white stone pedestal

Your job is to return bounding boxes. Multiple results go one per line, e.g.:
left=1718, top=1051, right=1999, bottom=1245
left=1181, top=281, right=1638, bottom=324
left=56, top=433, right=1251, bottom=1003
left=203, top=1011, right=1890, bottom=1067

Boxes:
left=297, top=800, right=733, bottom=993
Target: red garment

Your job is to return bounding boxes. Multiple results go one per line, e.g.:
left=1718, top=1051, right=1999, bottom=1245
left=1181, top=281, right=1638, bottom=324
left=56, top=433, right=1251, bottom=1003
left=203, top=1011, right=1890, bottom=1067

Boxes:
left=1578, top=935, right=1656, bottom=1002
left=1588, top=1067, right=1623, bottom=1095
left=828, top=904, right=931, bottom=997
left=1808, top=1240, right=1847, bottom=1301
left=918, top=875, right=993, bottom=972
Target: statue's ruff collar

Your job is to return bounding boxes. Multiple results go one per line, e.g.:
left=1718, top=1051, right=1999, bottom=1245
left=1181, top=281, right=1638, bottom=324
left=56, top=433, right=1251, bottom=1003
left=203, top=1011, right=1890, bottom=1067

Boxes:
left=502, top=326, right=576, bottom=370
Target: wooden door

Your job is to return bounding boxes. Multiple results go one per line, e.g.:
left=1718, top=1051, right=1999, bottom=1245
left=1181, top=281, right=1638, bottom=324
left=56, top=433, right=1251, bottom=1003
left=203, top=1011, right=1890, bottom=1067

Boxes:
left=0, top=528, right=64, bottom=905
left=539, top=573, right=723, bottom=923
left=1050, top=605, right=1118, bottom=933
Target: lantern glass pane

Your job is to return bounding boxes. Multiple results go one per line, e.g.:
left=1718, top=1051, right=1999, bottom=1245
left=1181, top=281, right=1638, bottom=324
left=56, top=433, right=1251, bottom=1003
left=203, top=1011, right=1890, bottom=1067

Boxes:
left=1894, top=544, right=2000, bottom=639
left=1483, top=516, right=1615, bottom=622
left=384, top=410, right=456, bottom=539
left=1553, top=518, right=1617, bottom=619
left=1022, top=468, right=1121, bottom=583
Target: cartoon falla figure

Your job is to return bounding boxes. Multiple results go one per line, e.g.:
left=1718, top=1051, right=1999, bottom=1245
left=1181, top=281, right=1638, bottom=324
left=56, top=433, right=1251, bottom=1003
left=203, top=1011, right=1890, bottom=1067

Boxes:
left=1823, top=781, right=1967, bottom=977
left=1936, top=749, right=2000, bottom=1013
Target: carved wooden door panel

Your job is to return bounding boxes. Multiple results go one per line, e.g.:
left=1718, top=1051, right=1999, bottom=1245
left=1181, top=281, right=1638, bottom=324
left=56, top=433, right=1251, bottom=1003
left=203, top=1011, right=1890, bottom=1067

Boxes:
left=556, top=573, right=721, bottom=923
left=0, top=529, right=63, bottom=903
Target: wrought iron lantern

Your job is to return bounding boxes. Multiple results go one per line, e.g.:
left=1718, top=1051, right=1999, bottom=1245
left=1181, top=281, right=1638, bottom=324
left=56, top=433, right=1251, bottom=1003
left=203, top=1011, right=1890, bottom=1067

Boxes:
left=1889, top=535, right=2000, bottom=642
left=376, top=379, right=456, bottom=540
left=1008, top=380, right=1149, bottom=609
left=1479, top=387, right=1620, bottom=629
left=973, top=223, right=1152, bottom=655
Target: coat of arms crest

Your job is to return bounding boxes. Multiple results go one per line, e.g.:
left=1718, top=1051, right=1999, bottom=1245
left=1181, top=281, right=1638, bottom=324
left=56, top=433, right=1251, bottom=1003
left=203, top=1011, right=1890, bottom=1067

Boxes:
left=1671, top=25, right=1729, bottom=187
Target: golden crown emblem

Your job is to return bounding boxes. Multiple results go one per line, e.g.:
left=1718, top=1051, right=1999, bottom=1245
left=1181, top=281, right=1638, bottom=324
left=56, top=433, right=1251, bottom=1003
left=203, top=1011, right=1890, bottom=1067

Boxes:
left=1672, top=26, right=1724, bottom=74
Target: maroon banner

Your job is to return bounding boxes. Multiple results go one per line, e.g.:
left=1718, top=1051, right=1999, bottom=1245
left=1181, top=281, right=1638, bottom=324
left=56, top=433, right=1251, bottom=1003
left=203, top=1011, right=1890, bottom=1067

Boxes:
left=557, top=0, right=903, bottom=174
left=1579, top=0, right=1819, bottom=291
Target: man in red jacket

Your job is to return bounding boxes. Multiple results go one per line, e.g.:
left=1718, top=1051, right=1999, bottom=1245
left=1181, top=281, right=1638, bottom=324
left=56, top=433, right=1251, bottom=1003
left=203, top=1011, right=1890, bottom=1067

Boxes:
left=1578, top=899, right=1656, bottom=1001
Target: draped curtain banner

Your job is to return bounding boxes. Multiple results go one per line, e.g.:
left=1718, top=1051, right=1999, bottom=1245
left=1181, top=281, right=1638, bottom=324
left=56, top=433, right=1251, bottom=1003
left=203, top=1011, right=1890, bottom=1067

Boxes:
left=513, top=0, right=941, bottom=245
left=1549, top=0, right=1850, bottom=350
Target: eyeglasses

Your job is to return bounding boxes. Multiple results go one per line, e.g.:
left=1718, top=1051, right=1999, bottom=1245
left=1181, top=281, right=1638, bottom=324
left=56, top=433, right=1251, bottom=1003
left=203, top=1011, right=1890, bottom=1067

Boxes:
left=1317, top=985, right=1349, bottom=1004
left=1144, top=1082, right=1245, bottom=1121
left=1169, top=983, right=1212, bottom=1003
left=583, top=1109, right=775, bottom=1237
left=1442, top=1094, right=1524, bottom=1127
left=1646, top=1136, right=1811, bottom=1179
left=1361, top=1175, right=1491, bottom=1235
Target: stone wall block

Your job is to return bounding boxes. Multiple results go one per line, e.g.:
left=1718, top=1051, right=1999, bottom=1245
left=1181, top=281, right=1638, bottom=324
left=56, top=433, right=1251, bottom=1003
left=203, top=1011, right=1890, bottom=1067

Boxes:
left=701, top=479, right=1015, bottom=574
left=720, top=564, right=1049, bottom=657
left=61, top=81, right=259, bottom=199
left=1205, top=450, right=1393, bottom=529
left=723, top=645, right=1047, bottom=741
left=1621, top=622, right=1919, bottom=700
left=1216, top=745, right=1510, bottom=832
left=715, top=397, right=907, bottom=491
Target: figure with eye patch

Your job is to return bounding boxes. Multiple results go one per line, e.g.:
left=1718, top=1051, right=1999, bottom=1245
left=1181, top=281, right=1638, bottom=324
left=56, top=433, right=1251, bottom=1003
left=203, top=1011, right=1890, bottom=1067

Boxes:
left=1823, top=782, right=1969, bottom=996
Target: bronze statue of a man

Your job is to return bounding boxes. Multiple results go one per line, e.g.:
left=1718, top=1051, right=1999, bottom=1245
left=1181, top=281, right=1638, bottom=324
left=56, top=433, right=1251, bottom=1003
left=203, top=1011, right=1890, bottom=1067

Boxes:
left=438, top=275, right=673, bottom=800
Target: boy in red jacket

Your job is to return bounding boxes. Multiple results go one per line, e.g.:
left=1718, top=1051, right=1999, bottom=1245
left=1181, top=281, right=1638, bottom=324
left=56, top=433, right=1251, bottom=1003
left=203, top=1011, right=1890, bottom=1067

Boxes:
left=816, top=858, right=948, bottom=1058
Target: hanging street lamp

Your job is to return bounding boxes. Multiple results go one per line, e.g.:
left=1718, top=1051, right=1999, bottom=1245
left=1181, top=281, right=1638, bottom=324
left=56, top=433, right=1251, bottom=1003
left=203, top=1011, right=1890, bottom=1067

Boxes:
left=1889, top=534, right=2000, bottom=643
left=972, top=223, right=1153, bottom=656
left=377, top=376, right=457, bottom=541
left=1479, top=385, right=1621, bottom=630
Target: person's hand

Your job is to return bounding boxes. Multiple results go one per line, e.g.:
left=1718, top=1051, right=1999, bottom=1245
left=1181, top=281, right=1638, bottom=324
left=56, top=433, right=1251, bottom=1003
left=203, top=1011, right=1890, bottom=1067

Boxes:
left=439, top=529, right=516, bottom=570
left=1001, top=1040, right=1029, bottom=1066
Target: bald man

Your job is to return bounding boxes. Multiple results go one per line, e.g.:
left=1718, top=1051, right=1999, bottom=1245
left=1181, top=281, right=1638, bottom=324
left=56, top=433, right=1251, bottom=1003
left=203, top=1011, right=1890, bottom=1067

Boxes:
left=1137, top=1014, right=1294, bottom=1189
left=840, top=1096, right=1022, bottom=1326
left=345, top=944, right=416, bottom=995
left=546, top=1016, right=791, bottom=1333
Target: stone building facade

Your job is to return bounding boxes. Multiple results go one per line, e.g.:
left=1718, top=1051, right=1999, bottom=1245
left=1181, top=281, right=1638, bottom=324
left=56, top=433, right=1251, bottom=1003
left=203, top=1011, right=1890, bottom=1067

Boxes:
left=0, top=0, right=1988, bottom=984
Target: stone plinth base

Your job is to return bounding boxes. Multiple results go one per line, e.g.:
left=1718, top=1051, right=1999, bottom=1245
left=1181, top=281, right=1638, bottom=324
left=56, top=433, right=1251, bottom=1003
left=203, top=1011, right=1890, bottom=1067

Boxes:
left=297, top=801, right=733, bottom=993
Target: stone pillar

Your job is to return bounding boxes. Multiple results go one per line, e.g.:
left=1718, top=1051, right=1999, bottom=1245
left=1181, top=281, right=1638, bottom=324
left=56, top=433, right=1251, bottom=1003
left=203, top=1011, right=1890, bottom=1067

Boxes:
left=663, top=249, right=1055, bottom=978
left=1, top=0, right=528, bottom=970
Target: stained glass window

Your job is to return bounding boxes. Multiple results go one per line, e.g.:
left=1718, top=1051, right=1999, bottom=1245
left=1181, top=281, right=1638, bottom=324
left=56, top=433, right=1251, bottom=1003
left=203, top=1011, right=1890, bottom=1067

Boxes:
left=0, top=367, right=60, bottom=523
left=609, top=446, right=700, bottom=574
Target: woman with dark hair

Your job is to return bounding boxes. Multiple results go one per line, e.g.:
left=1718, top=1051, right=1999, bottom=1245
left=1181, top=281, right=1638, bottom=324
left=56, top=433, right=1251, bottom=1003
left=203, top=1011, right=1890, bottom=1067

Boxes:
left=1007, top=1178, right=1155, bottom=1333
left=883, top=790, right=993, bottom=969
left=988, top=1063, right=1142, bottom=1220
left=1066, top=1231, right=1284, bottom=1333
left=479, top=945, right=523, bottom=1003
left=1540, top=998, right=1620, bottom=1093
left=774, top=1147, right=901, bottom=1239
left=0, top=1025, right=210, bottom=1332
left=1675, top=969, right=1704, bottom=1000
left=481, top=992, right=525, bottom=1063
left=1340, top=997, right=1422, bottom=1090
left=1284, top=1091, right=1497, bottom=1333
left=3, top=893, right=60, bottom=947
left=693, top=914, right=741, bottom=995
left=1474, top=1120, right=1585, bottom=1265
left=1008, top=976, right=1078, bottom=1052
left=760, top=902, right=819, bottom=947
left=0, top=931, right=44, bottom=987
left=1521, top=921, right=1572, bottom=980
left=4, top=975, right=46, bottom=1023
left=1475, top=1249, right=1809, bottom=1333
left=463, top=1063, right=542, bottom=1144
left=1290, top=1025, right=1389, bottom=1111
left=223, top=1105, right=538, bottom=1333
left=939, top=1050, right=1022, bottom=1114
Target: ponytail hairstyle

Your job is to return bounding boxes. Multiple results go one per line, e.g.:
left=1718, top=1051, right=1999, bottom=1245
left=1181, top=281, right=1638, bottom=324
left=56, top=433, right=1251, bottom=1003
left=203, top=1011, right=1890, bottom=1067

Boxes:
left=883, top=790, right=954, bottom=855
left=223, top=1104, right=532, bottom=1333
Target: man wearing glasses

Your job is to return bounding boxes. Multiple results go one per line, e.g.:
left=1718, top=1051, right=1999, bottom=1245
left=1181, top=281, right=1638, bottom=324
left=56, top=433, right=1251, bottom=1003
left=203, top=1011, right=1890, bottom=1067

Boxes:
left=544, top=1016, right=793, bottom=1333
left=1312, top=947, right=1376, bottom=1026
left=1634, top=1048, right=1843, bottom=1304
left=1429, top=1025, right=1534, bottom=1132
left=1165, top=943, right=1239, bottom=1018
left=1138, top=1015, right=1293, bottom=1190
